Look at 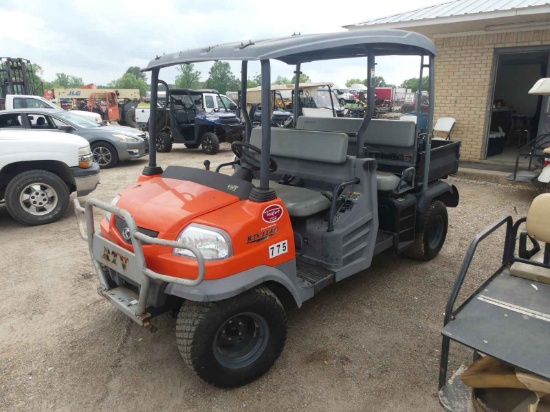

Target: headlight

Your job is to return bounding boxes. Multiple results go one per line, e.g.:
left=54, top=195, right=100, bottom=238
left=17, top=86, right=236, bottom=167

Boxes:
left=78, top=145, right=93, bottom=168
left=105, top=194, right=121, bottom=223
left=112, top=133, right=140, bottom=143
left=174, top=224, right=232, bottom=260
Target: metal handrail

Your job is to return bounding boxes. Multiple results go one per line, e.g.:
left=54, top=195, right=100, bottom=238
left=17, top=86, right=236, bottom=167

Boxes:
left=438, top=215, right=513, bottom=389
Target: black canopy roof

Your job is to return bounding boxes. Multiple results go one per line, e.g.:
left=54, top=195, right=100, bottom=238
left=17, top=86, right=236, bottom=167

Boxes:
left=142, top=29, right=436, bottom=72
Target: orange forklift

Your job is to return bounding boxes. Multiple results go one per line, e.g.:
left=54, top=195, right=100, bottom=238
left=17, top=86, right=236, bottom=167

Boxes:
left=75, top=30, right=460, bottom=388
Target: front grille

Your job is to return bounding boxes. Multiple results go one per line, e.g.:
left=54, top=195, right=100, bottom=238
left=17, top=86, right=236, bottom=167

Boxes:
left=114, top=216, right=159, bottom=244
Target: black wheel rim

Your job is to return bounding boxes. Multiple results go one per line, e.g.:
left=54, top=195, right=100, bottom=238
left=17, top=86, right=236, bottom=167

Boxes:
left=203, top=136, right=213, bottom=151
left=428, top=215, right=444, bottom=250
left=213, top=312, right=269, bottom=369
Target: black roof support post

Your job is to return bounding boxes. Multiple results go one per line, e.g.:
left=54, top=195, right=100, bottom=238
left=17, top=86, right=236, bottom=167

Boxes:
left=422, top=55, right=435, bottom=193
left=249, top=59, right=277, bottom=202
left=293, top=62, right=301, bottom=126
left=356, top=49, right=375, bottom=158
left=241, top=61, right=252, bottom=142
left=143, top=67, right=163, bottom=176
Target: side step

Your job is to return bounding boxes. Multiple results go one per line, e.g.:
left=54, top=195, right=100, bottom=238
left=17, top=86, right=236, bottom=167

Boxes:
left=374, top=230, right=394, bottom=255
left=99, top=286, right=156, bottom=330
left=296, top=261, right=335, bottom=293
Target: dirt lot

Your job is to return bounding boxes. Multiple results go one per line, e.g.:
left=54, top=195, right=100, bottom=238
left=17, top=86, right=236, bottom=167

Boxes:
left=0, top=143, right=539, bottom=411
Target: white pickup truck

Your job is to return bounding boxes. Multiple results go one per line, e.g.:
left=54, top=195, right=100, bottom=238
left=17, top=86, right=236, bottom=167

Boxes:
left=1, top=94, right=102, bottom=124
left=0, top=129, right=100, bottom=225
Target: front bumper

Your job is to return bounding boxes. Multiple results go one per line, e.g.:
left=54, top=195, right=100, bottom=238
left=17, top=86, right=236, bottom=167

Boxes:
left=73, top=199, right=205, bottom=329
left=118, top=140, right=149, bottom=161
left=220, top=123, right=244, bottom=141
left=71, top=163, right=100, bottom=197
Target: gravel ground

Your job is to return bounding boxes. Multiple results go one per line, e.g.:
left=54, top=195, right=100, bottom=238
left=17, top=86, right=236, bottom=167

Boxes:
left=0, top=143, right=539, bottom=411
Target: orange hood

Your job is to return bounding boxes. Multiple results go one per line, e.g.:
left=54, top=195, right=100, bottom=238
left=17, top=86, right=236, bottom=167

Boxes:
left=117, top=177, right=241, bottom=235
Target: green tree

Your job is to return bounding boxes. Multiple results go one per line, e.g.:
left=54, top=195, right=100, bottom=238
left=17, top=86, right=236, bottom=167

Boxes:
left=125, top=66, right=147, bottom=81
left=252, top=73, right=262, bottom=87
left=400, top=76, right=430, bottom=92
left=273, top=75, right=291, bottom=85
left=114, top=73, right=148, bottom=96
left=175, top=64, right=202, bottom=89
left=247, top=78, right=259, bottom=88
left=25, top=63, right=48, bottom=94
left=291, top=72, right=311, bottom=83
left=52, top=73, right=84, bottom=88
left=371, top=76, right=387, bottom=87
left=345, top=78, right=363, bottom=87
left=205, top=61, right=239, bottom=94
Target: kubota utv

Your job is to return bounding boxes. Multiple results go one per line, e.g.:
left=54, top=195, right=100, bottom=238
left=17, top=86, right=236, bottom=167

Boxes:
left=75, top=29, right=460, bottom=388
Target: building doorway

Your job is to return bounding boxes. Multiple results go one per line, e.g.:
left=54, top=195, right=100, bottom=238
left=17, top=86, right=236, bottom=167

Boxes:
left=486, top=49, right=549, bottom=160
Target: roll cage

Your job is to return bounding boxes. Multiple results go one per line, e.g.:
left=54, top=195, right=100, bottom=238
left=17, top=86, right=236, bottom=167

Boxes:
left=141, top=29, right=437, bottom=197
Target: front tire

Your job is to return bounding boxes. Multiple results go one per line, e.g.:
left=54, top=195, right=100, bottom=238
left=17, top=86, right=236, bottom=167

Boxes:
left=155, top=132, right=173, bottom=153
left=92, top=142, right=118, bottom=168
left=176, top=286, right=287, bottom=388
left=201, top=132, right=220, bottom=155
left=406, top=200, right=448, bottom=261
left=5, top=170, right=70, bottom=226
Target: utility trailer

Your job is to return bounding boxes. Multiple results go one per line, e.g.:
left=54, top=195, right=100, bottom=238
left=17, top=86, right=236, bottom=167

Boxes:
left=75, top=29, right=460, bottom=388
left=438, top=194, right=550, bottom=411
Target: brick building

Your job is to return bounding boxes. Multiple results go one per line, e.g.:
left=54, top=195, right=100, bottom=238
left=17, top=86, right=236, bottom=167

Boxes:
left=345, top=0, right=550, bottom=161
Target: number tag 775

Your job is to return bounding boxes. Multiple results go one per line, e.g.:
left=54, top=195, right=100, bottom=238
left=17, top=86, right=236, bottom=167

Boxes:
left=268, top=240, right=288, bottom=259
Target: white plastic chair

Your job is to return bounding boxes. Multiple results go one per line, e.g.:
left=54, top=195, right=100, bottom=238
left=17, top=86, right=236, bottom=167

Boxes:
left=433, top=117, right=456, bottom=140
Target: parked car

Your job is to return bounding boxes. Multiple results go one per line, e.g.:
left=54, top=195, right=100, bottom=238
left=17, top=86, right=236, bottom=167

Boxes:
left=0, top=129, right=99, bottom=225
left=333, top=87, right=357, bottom=105
left=0, top=94, right=102, bottom=124
left=0, top=109, right=149, bottom=168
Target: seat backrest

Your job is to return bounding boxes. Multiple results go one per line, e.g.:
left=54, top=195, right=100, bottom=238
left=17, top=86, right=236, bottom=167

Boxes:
left=400, top=115, right=417, bottom=124
left=434, top=117, right=456, bottom=133
left=297, top=116, right=362, bottom=135
left=296, top=116, right=416, bottom=148
left=363, top=119, right=416, bottom=148
left=526, top=193, right=550, bottom=244
left=250, top=127, right=348, bottom=164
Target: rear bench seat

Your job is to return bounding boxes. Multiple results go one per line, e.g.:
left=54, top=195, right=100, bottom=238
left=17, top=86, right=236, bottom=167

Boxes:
left=250, top=127, right=348, bottom=217
left=296, top=116, right=417, bottom=192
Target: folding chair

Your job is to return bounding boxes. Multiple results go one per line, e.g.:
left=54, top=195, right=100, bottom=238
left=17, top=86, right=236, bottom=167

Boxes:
left=433, top=117, right=456, bottom=140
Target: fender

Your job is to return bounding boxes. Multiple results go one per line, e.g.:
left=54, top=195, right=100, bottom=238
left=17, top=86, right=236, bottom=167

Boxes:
left=416, top=181, right=459, bottom=213
left=165, top=260, right=307, bottom=307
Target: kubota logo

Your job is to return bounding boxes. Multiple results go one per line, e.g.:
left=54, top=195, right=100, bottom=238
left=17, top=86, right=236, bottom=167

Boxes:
left=262, top=205, right=283, bottom=223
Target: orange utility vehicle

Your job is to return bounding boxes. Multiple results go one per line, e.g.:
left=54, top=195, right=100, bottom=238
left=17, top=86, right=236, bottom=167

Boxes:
left=75, top=30, right=460, bottom=388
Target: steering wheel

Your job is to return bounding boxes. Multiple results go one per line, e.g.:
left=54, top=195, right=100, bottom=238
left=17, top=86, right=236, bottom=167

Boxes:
left=231, top=142, right=277, bottom=173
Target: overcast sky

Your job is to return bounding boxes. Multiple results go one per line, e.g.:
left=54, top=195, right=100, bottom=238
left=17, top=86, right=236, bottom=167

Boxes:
left=2, top=0, right=444, bottom=88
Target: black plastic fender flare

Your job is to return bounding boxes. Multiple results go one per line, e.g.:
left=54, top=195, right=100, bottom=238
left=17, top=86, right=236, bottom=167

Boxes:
left=416, top=181, right=459, bottom=214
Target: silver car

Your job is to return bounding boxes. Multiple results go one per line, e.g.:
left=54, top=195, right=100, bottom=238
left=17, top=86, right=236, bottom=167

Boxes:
left=0, top=109, right=149, bottom=168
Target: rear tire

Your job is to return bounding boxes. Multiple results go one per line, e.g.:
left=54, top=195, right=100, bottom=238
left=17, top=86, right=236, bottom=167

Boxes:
left=176, top=286, right=287, bottom=388
left=125, top=108, right=138, bottom=129
left=155, top=132, right=173, bottom=153
left=406, top=200, right=448, bottom=261
left=5, top=170, right=70, bottom=226
left=92, top=142, right=118, bottom=168
left=201, top=132, right=220, bottom=155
